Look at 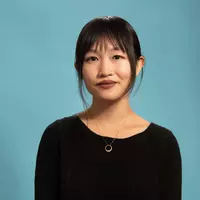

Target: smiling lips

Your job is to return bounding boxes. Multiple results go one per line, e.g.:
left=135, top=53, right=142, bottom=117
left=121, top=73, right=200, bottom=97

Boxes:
left=97, top=80, right=117, bottom=85
left=97, top=82, right=116, bottom=89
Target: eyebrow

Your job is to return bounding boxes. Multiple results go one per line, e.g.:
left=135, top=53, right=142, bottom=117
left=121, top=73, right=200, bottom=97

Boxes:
left=88, top=46, right=122, bottom=53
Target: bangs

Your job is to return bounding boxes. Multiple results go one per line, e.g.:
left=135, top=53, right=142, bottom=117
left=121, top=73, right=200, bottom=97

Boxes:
left=79, top=18, right=132, bottom=56
left=87, top=33, right=127, bottom=54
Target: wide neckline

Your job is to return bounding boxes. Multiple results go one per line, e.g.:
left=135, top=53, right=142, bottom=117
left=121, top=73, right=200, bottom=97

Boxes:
left=73, top=114, right=154, bottom=140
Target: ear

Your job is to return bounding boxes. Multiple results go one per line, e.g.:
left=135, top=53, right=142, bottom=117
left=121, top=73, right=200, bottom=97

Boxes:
left=136, top=56, right=145, bottom=76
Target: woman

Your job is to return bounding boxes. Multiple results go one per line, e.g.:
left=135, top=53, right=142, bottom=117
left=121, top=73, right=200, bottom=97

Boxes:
left=35, top=16, right=182, bottom=200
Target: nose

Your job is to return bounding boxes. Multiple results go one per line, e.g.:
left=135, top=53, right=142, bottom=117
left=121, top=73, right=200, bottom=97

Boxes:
left=98, top=57, right=114, bottom=77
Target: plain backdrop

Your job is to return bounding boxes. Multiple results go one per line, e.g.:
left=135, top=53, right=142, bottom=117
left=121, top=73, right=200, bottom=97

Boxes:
left=0, top=0, right=199, bottom=200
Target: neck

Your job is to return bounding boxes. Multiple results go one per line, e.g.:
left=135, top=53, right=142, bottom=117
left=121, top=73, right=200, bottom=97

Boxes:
left=86, top=96, right=135, bottom=125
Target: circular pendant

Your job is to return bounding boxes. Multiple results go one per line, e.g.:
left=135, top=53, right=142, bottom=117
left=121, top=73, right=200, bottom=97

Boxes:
left=105, top=144, right=112, bottom=152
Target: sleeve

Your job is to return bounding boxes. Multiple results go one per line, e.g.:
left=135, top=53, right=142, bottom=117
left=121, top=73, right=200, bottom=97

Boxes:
left=159, top=131, right=182, bottom=200
left=34, top=120, right=61, bottom=200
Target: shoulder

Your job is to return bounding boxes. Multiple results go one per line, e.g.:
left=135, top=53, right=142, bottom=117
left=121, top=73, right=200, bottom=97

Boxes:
left=45, top=114, right=78, bottom=130
left=38, top=119, right=61, bottom=148
left=59, top=114, right=79, bottom=130
left=150, top=122, right=176, bottom=139
left=149, top=122, right=181, bottom=155
left=41, top=114, right=79, bottom=140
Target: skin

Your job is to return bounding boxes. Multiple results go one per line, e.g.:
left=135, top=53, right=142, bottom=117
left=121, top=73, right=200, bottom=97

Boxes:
left=75, top=38, right=150, bottom=138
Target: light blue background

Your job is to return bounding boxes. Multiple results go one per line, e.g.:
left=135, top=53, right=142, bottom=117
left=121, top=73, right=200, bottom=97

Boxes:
left=0, top=0, right=199, bottom=199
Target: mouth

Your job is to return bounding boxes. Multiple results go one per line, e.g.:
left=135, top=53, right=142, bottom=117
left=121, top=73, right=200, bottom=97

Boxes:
left=97, top=82, right=117, bottom=89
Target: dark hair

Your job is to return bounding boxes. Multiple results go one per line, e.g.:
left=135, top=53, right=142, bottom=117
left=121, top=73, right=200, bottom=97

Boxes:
left=74, top=16, right=145, bottom=110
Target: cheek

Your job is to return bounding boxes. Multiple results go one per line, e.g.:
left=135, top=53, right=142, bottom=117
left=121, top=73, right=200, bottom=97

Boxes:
left=82, top=67, right=95, bottom=86
left=117, top=63, right=131, bottom=79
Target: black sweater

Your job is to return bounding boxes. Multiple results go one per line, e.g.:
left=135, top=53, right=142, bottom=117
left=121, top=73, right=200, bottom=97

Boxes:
left=34, top=114, right=182, bottom=200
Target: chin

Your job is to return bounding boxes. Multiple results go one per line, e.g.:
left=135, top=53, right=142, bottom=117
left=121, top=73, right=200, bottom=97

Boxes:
left=88, top=85, right=127, bottom=101
left=93, top=92, right=124, bottom=102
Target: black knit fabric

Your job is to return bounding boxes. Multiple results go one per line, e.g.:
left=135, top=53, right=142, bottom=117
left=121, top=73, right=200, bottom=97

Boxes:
left=35, top=114, right=182, bottom=200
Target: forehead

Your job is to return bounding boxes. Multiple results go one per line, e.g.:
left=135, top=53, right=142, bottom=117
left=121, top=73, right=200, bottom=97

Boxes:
left=89, top=37, right=123, bottom=53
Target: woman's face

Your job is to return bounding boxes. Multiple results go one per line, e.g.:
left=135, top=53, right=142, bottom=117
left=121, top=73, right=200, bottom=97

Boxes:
left=82, top=39, right=132, bottom=101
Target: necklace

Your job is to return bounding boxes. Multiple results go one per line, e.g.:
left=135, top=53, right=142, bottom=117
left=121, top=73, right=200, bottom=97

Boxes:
left=85, top=110, right=130, bottom=153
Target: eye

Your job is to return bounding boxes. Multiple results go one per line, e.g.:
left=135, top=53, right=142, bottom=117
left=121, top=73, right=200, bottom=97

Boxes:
left=113, top=55, right=123, bottom=60
left=85, top=56, right=98, bottom=62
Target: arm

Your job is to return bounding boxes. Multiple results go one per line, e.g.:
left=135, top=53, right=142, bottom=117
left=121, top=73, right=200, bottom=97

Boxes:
left=159, top=131, right=182, bottom=200
left=34, top=120, right=61, bottom=200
